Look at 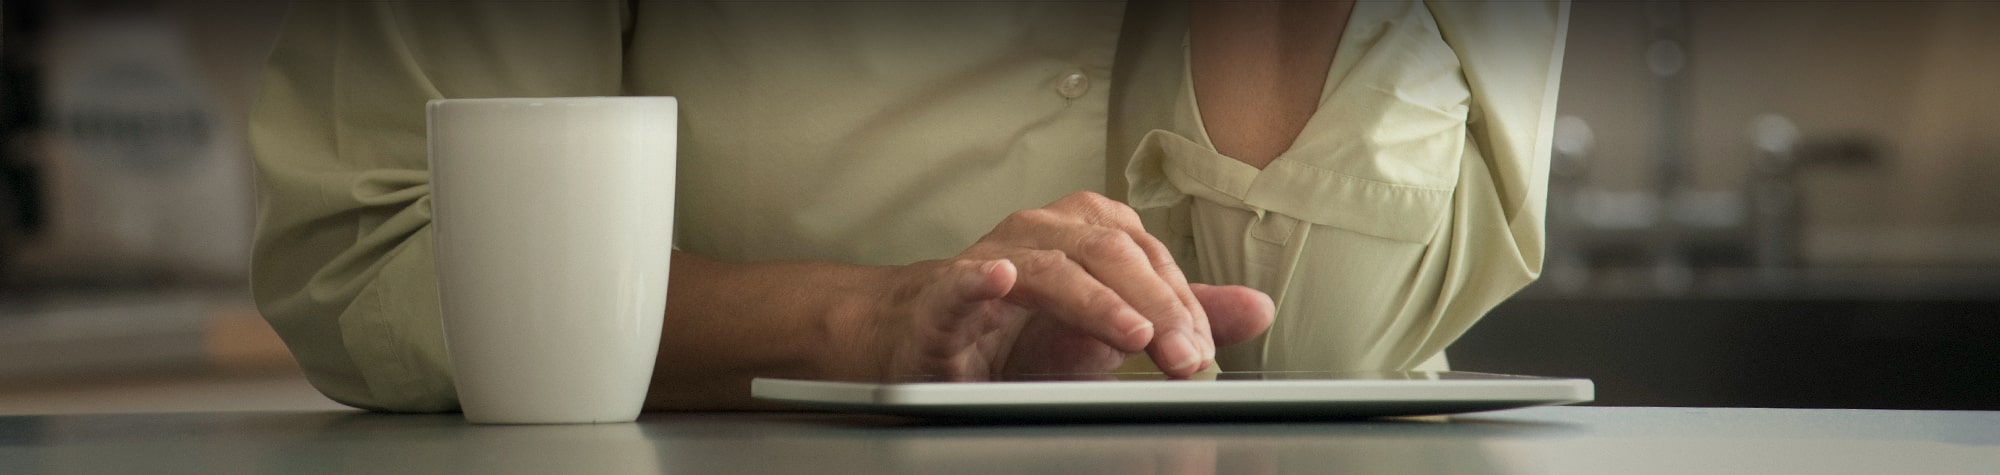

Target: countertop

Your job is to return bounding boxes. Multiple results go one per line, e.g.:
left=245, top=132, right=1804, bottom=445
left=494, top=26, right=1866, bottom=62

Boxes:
left=3, top=406, right=1995, bottom=474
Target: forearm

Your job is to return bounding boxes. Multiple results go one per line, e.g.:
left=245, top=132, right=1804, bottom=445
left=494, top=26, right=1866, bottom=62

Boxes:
left=1188, top=0, right=1355, bottom=169
left=644, top=251, right=891, bottom=410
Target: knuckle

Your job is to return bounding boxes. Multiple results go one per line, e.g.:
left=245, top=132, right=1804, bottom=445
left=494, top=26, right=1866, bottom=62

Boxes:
left=1059, top=191, right=1105, bottom=206
left=952, top=257, right=988, bottom=273
left=1144, top=246, right=1180, bottom=274
left=997, top=210, right=1030, bottom=229
left=1067, top=192, right=1139, bottom=226
left=1152, top=257, right=1183, bottom=278
left=1103, top=200, right=1142, bottom=224
left=1132, top=296, right=1186, bottom=322
left=939, top=260, right=989, bottom=289
left=1125, top=233, right=1180, bottom=272
left=1021, top=249, right=1070, bottom=270
left=1078, top=229, right=1136, bottom=259
left=1129, top=231, right=1169, bottom=254
left=1069, top=191, right=1110, bottom=209
left=1001, top=208, right=1059, bottom=229
left=1079, top=288, right=1128, bottom=319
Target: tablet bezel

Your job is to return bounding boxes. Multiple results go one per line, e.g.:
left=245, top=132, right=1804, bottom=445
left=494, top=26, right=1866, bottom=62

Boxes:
left=751, top=371, right=1594, bottom=421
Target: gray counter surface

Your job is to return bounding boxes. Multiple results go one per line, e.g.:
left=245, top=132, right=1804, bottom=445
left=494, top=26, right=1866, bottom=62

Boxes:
left=2, top=406, right=1995, bottom=474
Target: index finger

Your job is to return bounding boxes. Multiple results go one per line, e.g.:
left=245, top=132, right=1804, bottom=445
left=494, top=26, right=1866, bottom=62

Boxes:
left=1045, top=193, right=1216, bottom=375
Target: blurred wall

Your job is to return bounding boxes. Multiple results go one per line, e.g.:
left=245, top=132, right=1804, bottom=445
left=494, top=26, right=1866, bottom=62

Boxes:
left=1457, top=1, right=2000, bottom=410
left=1556, top=1, right=2000, bottom=270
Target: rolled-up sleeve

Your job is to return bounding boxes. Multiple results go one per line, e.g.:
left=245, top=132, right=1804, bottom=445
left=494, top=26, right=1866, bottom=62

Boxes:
left=249, top=2, right=627, bottom=412
left=1125, top=0, right=1569, bottom=371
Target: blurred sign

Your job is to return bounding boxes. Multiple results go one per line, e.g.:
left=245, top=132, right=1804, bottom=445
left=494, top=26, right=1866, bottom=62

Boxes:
left=49, top=14, right=214, bottom=171
left=7, top=10, right=250, bottom=286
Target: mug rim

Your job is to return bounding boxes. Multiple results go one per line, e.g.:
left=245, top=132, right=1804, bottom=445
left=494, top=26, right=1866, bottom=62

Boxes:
left=427, top=96, right=676, bottom=107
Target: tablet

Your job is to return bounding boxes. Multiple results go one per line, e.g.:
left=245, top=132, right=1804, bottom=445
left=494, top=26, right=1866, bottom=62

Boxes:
left=752, top=371, right=1593, bottom=421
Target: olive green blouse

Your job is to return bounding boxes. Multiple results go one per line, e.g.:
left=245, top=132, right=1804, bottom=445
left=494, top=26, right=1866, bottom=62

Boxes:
left=249, top=1, right=1569, bottom=411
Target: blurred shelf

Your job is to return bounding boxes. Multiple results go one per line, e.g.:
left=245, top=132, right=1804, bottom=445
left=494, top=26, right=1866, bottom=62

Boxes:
left=0, top=288, right=340, bottom=415
left=1455, top=297, right=2000, bottom=410
left=0, top=287, right=296, bottom=382
left=0, top=368, right=346, bottom=416
left=1522, top=265, right=2000, bottom=301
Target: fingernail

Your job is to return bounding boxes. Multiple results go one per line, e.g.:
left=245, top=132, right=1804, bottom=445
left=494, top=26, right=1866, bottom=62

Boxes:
left=1122, top=314, right=1153, bottom=337
left=961, top=261, right=996, bottom=288
left=1168, top=332, right=1204, bottom=372
left=1185, top=330, right=1214, bottom=363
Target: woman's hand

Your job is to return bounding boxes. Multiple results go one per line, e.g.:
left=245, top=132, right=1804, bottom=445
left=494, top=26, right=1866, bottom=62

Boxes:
left=854, top=192, right=1275, bottom=381
left=647, top=192, right=1272, bottom=409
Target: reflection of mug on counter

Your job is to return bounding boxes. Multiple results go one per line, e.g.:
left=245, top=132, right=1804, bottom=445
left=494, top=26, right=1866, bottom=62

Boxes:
left=428, top=97, right=678, bottom=424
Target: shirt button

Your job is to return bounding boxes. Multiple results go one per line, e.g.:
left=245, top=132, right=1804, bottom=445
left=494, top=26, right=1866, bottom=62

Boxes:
left=1056, top=71, right=1090, bottom=99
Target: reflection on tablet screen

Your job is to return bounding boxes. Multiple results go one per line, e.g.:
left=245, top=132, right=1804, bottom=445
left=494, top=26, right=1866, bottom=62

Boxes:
left=883, top=371, right=1547, bottom=383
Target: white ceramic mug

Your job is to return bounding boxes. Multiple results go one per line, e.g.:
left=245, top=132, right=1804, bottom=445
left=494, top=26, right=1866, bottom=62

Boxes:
left=428, top=97, right=677, bottom=424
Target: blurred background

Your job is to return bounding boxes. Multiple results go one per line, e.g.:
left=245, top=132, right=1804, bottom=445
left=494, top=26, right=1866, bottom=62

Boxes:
left=0, top=1, right=1995, bottom=414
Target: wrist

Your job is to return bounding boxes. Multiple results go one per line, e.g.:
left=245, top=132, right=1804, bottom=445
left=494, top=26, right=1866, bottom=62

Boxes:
left=649, top=253, right=894, bottom=409
left=808, top=262, right=902, bottom=380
